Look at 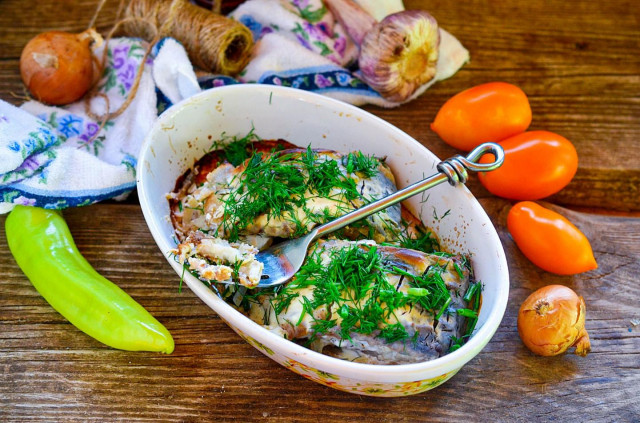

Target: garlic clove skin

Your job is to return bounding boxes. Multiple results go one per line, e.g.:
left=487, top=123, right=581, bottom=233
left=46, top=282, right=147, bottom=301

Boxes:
left=358, top=10, right=440, bottom=103
left=352, top=0, right=405, bottom=21
left=324, top=0, right=377, bottom=46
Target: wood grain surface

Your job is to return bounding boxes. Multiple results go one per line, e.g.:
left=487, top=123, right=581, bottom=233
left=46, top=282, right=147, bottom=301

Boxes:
left=0, top=0, right=639, bottom=421
left=0, top=202, right=638, bottom=422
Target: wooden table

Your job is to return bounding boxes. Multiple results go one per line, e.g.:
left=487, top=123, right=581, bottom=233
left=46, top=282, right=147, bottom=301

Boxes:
left=1, top=0, right=639, bottom=421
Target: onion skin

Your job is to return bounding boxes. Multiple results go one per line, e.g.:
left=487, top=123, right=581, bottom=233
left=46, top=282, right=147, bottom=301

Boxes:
left=20, top=30, right=98, bottom=105
left=518, top=285, right=591, bottom=357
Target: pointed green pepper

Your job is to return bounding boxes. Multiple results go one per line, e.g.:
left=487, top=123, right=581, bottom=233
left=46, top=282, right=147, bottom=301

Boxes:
left=5, top=205, right=174, bottom=353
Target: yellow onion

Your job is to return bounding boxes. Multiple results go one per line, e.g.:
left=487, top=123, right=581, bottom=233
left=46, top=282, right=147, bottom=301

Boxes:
left=20, top=29, right=102, bottom=105
left=518, top=285, right=590, bottom=357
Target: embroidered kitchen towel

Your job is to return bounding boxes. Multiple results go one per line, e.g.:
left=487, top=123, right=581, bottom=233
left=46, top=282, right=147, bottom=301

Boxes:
left=0, top=37, right=200, bottom=213
left=223, top=0, right=470, bottom=107
left=0, top=1, right=469, bottom=213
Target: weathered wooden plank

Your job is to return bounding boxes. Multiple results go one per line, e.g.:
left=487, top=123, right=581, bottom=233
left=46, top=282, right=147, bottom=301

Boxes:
left=0, top=0, right=639, bottom=420
left=0, top=201, right=638, bottom=421
left=1, top=0, right=638, bottom=211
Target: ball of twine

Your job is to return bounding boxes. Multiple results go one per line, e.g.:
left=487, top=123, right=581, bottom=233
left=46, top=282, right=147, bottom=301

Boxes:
left=83, top=0, right=254, bottom=142
left=123, top=0, right=254, bottom=75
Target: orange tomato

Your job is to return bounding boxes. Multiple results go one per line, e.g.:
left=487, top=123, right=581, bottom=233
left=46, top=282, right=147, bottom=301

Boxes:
left=507, top=201, right=597, bottom=275
left=430, top=82, right=532, bottom=151
left=478, top=131, right=578, bottom=200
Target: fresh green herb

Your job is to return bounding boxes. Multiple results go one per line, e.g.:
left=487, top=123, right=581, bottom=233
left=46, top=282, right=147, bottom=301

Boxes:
left=272, top=244, right=413, bottom=343
left=407, top=287, right=429, bottom=297
left=435, top=296, right=452, bottom=320
left=397, top=226, right=440, bottom=253
left=179, top=260, right=187, bottom=293
left=456, top=308, right=478, bottom=318
left=270, top=244, right=469, bottom=346
left=463, top=282, right=481, bottom=302
left=379, top=322, right=409, bottom=343
left=209, top=127, right=261, bottom=166
left=390, top=265, right=451, bottom=314
left=449, top=336, right=464, bottom=352
left=453, top=262, right=464, bottom=279
left=343, top=151, right=379, bottom=178
left=432, top=207, right=452, bottom=221
left=218, top=146, right=385, bottom=241
left=449, top=280, right=483, bottom=352
left=221, top=151, right=308, bottom=241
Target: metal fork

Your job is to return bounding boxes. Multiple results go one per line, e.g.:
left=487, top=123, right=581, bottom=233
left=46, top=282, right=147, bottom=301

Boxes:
left=254, top=142, right=504, bottom=288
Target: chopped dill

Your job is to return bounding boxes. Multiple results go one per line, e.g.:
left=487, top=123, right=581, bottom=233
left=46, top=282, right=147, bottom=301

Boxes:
left=343, top=151, right=379, bottom=178
left=179, top=260, right=187, bottom=293
left=449, top=281, right=483, bottom=352
left=218, top=146, right=386, bottom=242
left=270, top=244, right=462, bottom=345
left=397, top=226, right=440, bottom=253
left=209, top=127, right=261, bottom=166
left=435, top=296, right=452, bottom=320
left=272, top=244, right=413, bottom=343
left=176, top=131, right=483, bottom=356
left=432, top=207, right=452, bottom=221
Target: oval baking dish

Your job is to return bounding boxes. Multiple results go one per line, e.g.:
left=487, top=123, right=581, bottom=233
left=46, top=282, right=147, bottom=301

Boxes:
left=137, top=84, right=509, bottom=397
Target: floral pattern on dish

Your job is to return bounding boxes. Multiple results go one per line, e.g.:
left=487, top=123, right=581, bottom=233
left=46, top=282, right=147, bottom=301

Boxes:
left=229, top=325, right=456, bottom=397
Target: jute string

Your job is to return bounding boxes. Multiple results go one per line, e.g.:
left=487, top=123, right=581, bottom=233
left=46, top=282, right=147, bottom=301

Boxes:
left=84, top=0, right=253, bottom=142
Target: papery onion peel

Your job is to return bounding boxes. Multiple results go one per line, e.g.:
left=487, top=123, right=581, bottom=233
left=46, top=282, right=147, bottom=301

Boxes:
left=517, top=285, right=590, bottom=357
left=20, top=29, right=103, bottom=105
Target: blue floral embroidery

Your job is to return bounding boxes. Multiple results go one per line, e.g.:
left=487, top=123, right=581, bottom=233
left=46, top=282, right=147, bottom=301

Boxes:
left=336, top=72, right=352, bottom=86
left=291, top=76, right=308, bottom=89
left=121, top=153, right=137, bottom=176
left=1, top=183, right=136, bottom=210
left=57, top=114, right=83, bottom=138
left=259, top=69, right=376, bottom=95
left=198, top=75, right=239, bottom=91
left=8, top=142, right=20, bottom=152
left=239, top=15, right=263, bottom=41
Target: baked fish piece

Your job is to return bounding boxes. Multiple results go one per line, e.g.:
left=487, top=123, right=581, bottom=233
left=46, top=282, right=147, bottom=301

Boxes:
left=170, top=144, right=404, bottom=247
left=246, top=239, right=473, bottom=365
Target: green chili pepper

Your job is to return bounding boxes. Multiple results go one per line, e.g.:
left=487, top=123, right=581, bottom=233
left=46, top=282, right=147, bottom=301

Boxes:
left=5, top=205, right=174, bottom=353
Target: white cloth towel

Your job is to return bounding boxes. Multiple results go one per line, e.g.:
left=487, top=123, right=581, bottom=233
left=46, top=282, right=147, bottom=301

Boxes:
left=0, top=37, right=200, bottom=213
left=230, top=0, right=469, bottom=107
left=0, top=0, right=468, bottom=212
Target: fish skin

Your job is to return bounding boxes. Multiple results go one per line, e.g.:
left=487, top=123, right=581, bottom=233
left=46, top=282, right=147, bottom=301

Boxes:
left=251, top=240, right=472, bottom=365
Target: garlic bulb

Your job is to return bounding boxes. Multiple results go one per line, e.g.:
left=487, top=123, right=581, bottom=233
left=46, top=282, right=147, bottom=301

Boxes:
left=325, top=0, right=376, bottom=45
left=324, top=0, right=440, bottom=102
left=359, top=11, right=439, bottom=102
